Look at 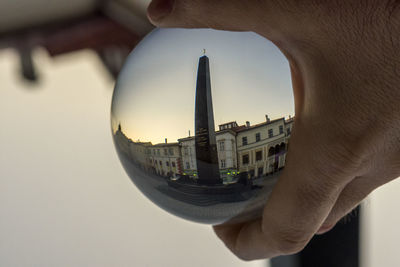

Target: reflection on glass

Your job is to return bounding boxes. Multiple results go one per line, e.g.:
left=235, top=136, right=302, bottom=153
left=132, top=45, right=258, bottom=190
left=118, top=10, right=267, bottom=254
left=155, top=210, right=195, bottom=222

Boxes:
left=111, top=29, right=294, bottom=224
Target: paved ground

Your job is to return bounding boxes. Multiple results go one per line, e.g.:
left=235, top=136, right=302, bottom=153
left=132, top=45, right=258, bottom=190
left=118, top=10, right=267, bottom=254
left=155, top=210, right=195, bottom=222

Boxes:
left=117, top=151, right=281, bottom=225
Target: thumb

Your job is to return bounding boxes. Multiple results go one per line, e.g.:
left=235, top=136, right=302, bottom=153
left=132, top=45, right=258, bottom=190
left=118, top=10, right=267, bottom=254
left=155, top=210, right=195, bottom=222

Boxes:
left=147, top=0, right=286, bottom=34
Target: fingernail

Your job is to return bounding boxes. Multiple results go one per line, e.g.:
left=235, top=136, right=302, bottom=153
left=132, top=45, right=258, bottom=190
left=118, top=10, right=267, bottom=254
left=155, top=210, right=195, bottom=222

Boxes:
left=147, top=0, right=174, bottom=22
left=316, top=224, right=335, bottom=235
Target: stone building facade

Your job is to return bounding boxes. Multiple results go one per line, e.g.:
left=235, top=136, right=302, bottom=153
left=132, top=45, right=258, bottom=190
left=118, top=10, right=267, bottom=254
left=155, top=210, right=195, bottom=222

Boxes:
left=178, top=136, right=197, bottom=178
left=129, top=141, right=152, bottom=171
left=178, top=126, right=238, bottom=182
left=236, top=116, right=293, bottom=178
left=114, top=115, right=293, bottom=183
left=148, top=142, right=182, bottom=178
left=215, top=128, right=238, bottom=183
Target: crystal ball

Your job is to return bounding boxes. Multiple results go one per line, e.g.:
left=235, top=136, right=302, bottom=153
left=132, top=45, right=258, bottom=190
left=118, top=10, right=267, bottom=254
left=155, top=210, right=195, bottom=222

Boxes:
left=111, top=28, right=294, bottom=225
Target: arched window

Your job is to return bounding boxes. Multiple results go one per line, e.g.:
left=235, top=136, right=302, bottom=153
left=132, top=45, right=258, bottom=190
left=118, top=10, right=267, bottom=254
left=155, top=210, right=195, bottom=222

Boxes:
left=280, top=142, right=286, bottom=152
left=268, top=147, right=275, bottom=157
left=275, top=144, right=281, bottom=154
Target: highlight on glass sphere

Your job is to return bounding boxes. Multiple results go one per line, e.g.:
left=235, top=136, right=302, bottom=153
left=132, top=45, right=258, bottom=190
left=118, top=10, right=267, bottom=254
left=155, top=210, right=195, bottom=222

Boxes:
left=111, top=28, right=294, bottom=225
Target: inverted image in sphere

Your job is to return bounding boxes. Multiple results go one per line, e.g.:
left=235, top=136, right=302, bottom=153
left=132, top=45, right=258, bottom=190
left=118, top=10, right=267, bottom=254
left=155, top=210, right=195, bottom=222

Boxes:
left=111, top=28, right=294, bottom=224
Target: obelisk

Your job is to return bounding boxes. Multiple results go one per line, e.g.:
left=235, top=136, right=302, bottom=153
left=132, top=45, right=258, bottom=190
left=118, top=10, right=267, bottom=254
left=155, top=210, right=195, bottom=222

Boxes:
left=194, top=53, right=222, bottom=185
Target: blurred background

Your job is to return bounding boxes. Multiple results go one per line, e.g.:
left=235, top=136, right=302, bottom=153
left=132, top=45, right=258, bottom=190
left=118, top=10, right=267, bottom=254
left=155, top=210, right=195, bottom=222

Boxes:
left=1, top=0, right=400, bottom=266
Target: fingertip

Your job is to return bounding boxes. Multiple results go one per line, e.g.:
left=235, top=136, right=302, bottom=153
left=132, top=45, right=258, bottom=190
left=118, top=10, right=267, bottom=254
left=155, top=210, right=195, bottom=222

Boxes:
left=316, top=223, right=335, bottom=235
left=212, top=223, right=243, bottom=240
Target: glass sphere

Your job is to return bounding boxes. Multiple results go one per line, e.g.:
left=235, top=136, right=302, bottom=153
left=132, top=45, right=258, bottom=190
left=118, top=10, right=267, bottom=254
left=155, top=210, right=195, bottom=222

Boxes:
left=111, top=28, right=294, bottom=225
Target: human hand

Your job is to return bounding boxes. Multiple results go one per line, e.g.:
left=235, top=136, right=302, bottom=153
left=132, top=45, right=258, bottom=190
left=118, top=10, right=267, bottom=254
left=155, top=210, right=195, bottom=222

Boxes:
left=147, top=0, right=400, bottom=260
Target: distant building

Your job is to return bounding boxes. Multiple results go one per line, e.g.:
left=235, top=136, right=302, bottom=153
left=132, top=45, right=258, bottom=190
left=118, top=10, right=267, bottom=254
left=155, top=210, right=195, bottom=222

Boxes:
left=218, top=121, right=245, bottom=131
left=113, top=52, right=295, bottom=185
left=178, top=128, right=238, bottom=183
left=216, top=128, right=238, bottom=183
left=114, top=124, right=132, bottom=158
left=285, top=116, right=294, bottom=140
left=236, top=115, right=292, bottom=178
left=149, top=142, right=182, bottom=178
left=178, top=136, right=197, bottom=178
left=129, top=141, right=152, bottom=171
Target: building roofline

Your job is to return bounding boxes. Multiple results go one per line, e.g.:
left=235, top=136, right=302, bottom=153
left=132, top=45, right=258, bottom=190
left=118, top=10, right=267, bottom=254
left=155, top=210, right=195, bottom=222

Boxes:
left=152, top=142, right=180, bottom=147
left=236, top=117, right=285, bottom=133
left=215, top=129, right=237, bottom=135
left=178, top=136, right=195, bottom=142
left=131, top=142, right=152, bottom=145
left=219, top=121, right=237, bottom=126
left=285, top=117, right=295, bottom=123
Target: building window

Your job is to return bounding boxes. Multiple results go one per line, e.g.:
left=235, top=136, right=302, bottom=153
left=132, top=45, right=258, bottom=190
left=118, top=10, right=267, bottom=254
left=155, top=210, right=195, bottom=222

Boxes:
left=242, top=137, right=248, bottom=146
left=166, top=161, right=170, bottom=167
left=159, top=161, right=162, bottom=166
left=169, top=148, right=174, bottom=156
left=287, top=127, right=291, bottom=135
left=268, top=147, right=275, bottom=157
left=164, top=149, right=168, bottom=155
left=255, top=133, right=261, bottom=142
left=279, top=125, right=284, bottom=134
left=242, top=154, right=249, bottom=165
left=275, top=144, right=281, bottom=154
left=186, top=162, right=190, bottom=169
left=256, top=151, right=262, bottom=161
left=219, top=141, right=225, bottom=151
left=184, top=147, right=188, bottom=155
left=268, top=129, right=273, bottom=138
left=280, top=143, right=286, bottom=152
left=221, top=159, right=226, bottom=168
left=172, top=162, right=176, bottom=168
left=157, top=149, right=160, bottom=155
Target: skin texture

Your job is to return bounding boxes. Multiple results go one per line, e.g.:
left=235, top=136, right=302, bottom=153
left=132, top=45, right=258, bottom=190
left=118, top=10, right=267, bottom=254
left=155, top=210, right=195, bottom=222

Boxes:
left=147, top=0, right=400, bottom=260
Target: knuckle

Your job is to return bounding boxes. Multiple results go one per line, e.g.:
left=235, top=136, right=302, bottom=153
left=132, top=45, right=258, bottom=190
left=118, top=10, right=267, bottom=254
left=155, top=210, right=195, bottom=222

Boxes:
left=263, top=218, right=310, bottom=255
left=293, top=177, right=340, bottom=216
left=320, top=143, right=363, bottom=178
left=305, top=140, right=365, bottom=188
left=298, top=177, right=337, bottom=203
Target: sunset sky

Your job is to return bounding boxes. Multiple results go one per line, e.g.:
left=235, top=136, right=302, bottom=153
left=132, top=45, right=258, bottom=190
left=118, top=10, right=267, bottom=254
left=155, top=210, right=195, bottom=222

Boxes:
left=111, top=28, right=294, bottom=144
